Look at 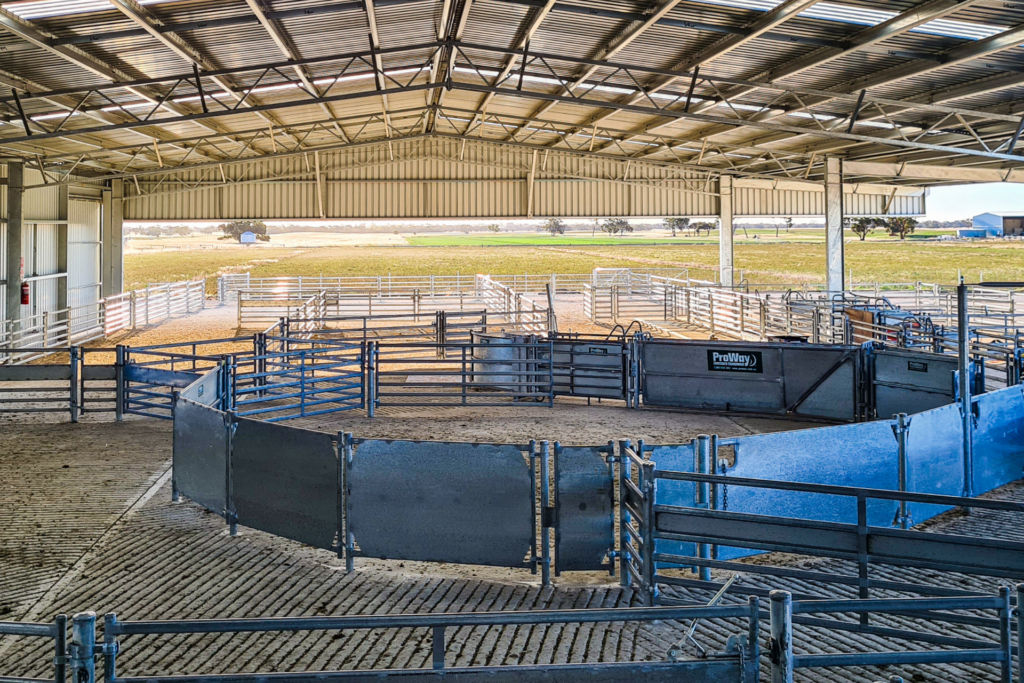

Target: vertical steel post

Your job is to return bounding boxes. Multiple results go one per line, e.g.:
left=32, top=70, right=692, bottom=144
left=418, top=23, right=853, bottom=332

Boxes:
left=53, top=614, right=67, bottom=683
left=769, top=590, right=793, bottom=683
left=114, top=345, right=125, bottom=422
left=958, top=282, right=974, bottom=499
left=69, top=346, right=79, bottom=423
left=894, top=413, right=911, bottom=530
left=746, top=597, right=760, bottom=683
left=825, top=157, right=845, bottom=293
left=432, top=626, right=445, bottom=670
left=102, top=613, right=117, bottom=683
left=343, top=432, right=355, bottom=573
left=1017, top=584, right=1024, bottom=683
left=998, top=586, right=1012, bottom=683
left=69, top=612, right=96, bottom=683
left=540, top=440, right=551, bottom=587
left=641, top=459, right=656, bottom=606
left=695, top=435, right=712, bottom=582
left=617, top=439, right=631, bottom=588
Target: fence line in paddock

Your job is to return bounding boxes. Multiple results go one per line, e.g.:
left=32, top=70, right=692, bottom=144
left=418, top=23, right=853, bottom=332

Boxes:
left=235, top=274, right=553, bottom=334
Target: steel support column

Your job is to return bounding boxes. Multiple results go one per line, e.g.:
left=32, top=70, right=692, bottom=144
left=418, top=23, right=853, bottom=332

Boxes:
left=5, top=161, right=24, bottom=327
left=825, top=157, right=844, bottom=292
left=103, top=179, right=124, bottom=297
left=57, top=183, right=69, bottom=312
left=718, top=174, right=734, bottom=288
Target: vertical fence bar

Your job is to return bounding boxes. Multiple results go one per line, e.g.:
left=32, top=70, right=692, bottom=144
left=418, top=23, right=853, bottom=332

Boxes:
left=641, top=459, right=656, bottom=606
left=857, top=492, right=869, bottom=625
left=540, top=440, right=551, bottom=587
left=958, top=282, right=974, bottom=499
left=432, top=626, right=445, bottom=670
left=114, top=345, right=125, bottom=422
left=617, top=439, right=631, bottom=588
left=69, top=346, right=79, bottom=423
left=102, top=613, right=117, bottom=683
left=746, top=597, right=760, bottom=683
left=894, top=413, right=911, bottom=529
left=70, top=612, right=96, bottom=683
left=695, top=435, right=711, bottom=582
left=343, top=432, right=355, bottom=573
left=769, top=590, right=793, bottom=683
left=999, top=586, right=1012, bottom=683
left=53, top=614, right=67, bottom=683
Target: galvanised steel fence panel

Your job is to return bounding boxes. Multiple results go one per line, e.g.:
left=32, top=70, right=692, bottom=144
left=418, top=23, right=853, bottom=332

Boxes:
left=87, top=604, right=758, bottom=683
left=650, top=472, right=1024, bottom=606
left=344, top=439, right=536, bottom=569
left=550, top=339, right=628, bottom=400
left=123, top=363, right=201, bottom=419
left=0, top=355, right=77, bottom=419
left=641, top=341, right=860, bottom=421
left=232, top=339, right=364, bottom=421
left=232, top=417, right=339, bottom=551
left=171, top=398, right=228, bottom=515
left=0, top=615, right=67, bottom=683
left=553, top=443, right=615, bottom=574
left=371, top=339, right=554, bottom=409
left=871, top=347, right=958, bottom=417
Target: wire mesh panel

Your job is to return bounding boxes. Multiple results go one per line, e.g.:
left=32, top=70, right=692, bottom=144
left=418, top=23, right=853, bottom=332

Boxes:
left=553, top=444, right=614, bottom=574
left=345, top=439, right=534, bottom=567
left=172, top=398, right=228, bottom=514
left=232, top=417, right=339, bottom=550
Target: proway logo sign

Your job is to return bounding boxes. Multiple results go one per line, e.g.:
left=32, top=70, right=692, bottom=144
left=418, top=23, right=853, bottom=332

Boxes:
left=707, top=349, right=763, bottom=373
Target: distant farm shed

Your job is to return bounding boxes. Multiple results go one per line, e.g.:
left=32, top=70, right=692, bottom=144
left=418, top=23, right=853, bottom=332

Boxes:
left=972, top=213, right=1024, bottom=237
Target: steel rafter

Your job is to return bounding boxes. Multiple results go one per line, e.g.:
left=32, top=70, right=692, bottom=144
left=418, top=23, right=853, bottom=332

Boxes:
left=3, top=41, right=1024, bottom=172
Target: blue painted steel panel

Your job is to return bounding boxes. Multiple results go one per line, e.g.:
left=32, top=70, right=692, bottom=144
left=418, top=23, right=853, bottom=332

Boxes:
left=650, top=444, right=697, bottom=565
left=904, top=403, right=963, bottom=523
left=972, top=386, right=1024, bottom=495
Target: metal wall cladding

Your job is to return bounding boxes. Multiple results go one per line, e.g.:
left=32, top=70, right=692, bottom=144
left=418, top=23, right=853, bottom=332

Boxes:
left=346, top=440, right=533, bottom=567
left=554, top=446, right=614, bottom=573
left=873, top=348, right=957, bottom=418
left=733, top=188, right=924, bottom=217
left=22, top=169, right=60, bottom=221
left=68, top=200, right=102, bottom=310
left=172, top=399, right=228, bottom=514
left=232, top=418, right=339, bottom=551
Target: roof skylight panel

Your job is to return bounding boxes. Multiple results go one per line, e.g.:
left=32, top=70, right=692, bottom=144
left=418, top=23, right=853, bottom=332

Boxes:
left=684, top=0, right=1006, bottom=41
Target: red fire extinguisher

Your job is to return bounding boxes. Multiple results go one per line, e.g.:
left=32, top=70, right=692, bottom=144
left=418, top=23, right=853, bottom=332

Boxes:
left=20, top=281, right=29, bottom=305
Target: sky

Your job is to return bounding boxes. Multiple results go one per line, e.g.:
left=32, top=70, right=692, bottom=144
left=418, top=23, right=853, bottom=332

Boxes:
left=926, top=183, right=1024, bottom=221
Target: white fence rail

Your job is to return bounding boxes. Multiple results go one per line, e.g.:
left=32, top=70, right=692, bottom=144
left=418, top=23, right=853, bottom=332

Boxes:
left=1, top=280, right=206, bottom=364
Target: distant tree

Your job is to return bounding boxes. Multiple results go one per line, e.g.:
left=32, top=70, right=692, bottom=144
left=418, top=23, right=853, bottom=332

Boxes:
left=543, top=218, right=566, bottom=235
left=691, top=221, right=716, bottom=237
left=850, top=217, right=877, bottom=241
left=171, top=225, right=191, bottom=236
left=886, top=216, right=918, bottom=240
left=602, top=218, right=632, bottom=237
left=486, top=223, right=501, bottom=233
left=664, top=217, right=690, bottom=236
left=219, top=220, right=269, bottom=242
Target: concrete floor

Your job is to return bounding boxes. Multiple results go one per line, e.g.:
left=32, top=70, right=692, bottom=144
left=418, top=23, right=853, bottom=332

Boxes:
left=0, top=408, right=1018, bottom=682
